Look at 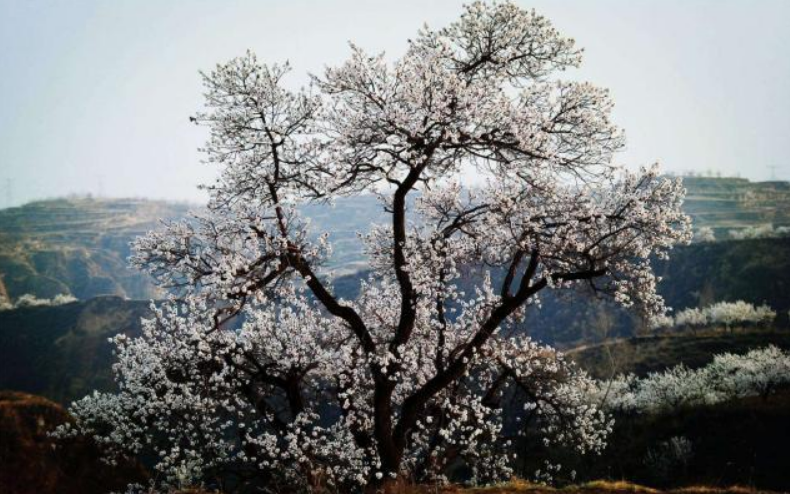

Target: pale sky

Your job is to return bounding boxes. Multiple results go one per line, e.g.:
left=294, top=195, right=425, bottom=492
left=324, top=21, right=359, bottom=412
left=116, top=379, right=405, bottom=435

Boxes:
left=1, top=0, right=789, bottom=208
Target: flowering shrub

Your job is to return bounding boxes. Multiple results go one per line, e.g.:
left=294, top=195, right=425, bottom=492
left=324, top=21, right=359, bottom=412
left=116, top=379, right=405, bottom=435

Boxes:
left=591, top=346, right=790, bottom=415
left=0, top=293, right=77, bottom=311
left=693, top=226, right=716, bottom=243
left=707, top=301, right=776, bottom=328
left=651, top=301, right=776, bottom=331
left=729, top=224, right=790, bottom=240
left=55, top=2, right=690, bottom=492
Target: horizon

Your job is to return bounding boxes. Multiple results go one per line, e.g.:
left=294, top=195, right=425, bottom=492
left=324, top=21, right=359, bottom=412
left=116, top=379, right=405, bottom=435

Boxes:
left=2, top=172, right=788, bottom=211
left=2, top=0, right=790, bottom=208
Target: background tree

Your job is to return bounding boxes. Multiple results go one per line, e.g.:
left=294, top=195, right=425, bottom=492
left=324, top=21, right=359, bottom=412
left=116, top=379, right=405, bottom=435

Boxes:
left=59, top=2, right=691, bottom=492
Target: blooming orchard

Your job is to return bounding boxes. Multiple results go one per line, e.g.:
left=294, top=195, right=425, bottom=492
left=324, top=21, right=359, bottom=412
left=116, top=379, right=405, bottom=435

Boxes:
left=58, top=2, right=691, bottom=492
left=591, top=346, right=790, bottom=415
left=729, top=223, right=790, bottom=240
left=651, top=300, right=776, bottom=332
left=0, top=293, right=77, bottom=311
left=693, top=226, right=716, bottom=243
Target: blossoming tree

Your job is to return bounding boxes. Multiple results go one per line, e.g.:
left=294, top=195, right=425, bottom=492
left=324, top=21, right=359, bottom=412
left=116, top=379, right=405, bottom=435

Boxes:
left=651, top=301, right=776, bottom=333
left=591, top=346, right=790, bottom=415
left=60, top=2, right=691, bottom=492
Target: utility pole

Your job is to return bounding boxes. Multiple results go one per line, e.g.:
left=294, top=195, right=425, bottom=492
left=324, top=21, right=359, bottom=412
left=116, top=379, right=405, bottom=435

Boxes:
left=767, top=165, right=778, bottom=181
left=97, top=174, right=105, bottom=198
left=3, top=179, right=13, bottom=208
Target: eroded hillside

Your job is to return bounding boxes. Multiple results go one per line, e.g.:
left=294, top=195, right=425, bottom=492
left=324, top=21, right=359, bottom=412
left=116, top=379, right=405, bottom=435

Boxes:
left=0, top=197, right=193, bottom=300
left=1, top=177, right=789, bottom=303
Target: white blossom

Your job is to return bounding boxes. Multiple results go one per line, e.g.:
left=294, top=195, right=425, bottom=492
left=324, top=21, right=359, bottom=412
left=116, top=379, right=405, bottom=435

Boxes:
left=693, top=226, right=716, bottom=243
left=590, top=346, right=790, bottom=415
left=729, top=223, right=790, bottom=240
left=58, top=2, right=691, bottom=492
left=650, top=300, right=776, bottom=332
left=0, top=293, right=78, bottom=311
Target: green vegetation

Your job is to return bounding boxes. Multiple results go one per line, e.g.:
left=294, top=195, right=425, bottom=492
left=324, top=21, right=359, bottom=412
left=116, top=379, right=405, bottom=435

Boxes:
left=421, top=237, right=790, bottom=348
left=0, top=296, right=150, bottom=404
left=653, top=238, right=790, bottom=320
left=549, top=333, right=790, bottom=492
left=580, top=391, right=790, bottom=491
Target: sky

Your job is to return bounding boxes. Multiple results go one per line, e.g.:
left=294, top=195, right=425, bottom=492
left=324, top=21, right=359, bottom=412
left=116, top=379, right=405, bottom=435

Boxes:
left=1, top=0, right=789, bottom=208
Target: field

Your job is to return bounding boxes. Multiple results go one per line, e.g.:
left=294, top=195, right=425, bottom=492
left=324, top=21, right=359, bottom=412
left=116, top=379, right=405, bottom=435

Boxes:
left=568, top=331, right=790, bottom=378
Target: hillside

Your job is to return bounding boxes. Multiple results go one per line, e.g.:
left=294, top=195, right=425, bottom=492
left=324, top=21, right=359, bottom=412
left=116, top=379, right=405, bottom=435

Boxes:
left=0, top=197, right=193, bottom=301
left=333, top=236, right=790, bottom=348
left=0, top=391, right=145, bottom=494
left=1, top=177, right=788, bottom=303
left=681, top=176, right=790, bottom=235
left=0, top=195, right=383, bottom=302
left=528, top=236, right=790, bottom=346
left=541, top=333, right=790, bottom=491
left=2, top=305, right=788, bottom=491
left=559, top=392, right=790, bottom=491
left=568, top=331, right=790, bottom=379
left=0, top=296, right=150, bottom=404
left=2, top=237, right=789, bottom=406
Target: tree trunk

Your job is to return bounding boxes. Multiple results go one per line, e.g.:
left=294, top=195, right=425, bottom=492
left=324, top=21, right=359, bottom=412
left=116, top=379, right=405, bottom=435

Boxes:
left=365, top=476, right=412, bottom=494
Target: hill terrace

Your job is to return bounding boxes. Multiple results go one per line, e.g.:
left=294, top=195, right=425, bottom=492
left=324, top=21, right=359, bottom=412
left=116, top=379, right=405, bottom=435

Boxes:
left=680, top=176, right=790, bottom=233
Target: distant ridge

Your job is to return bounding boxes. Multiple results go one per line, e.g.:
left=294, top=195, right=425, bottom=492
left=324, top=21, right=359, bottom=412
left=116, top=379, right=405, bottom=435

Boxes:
left=0, top=296, right=150, bottom=404
left=0, top=197, right=195, bottom=301
left=1, top=177, right=789, bottom=302
left=681, top=176, right=790, bottom=233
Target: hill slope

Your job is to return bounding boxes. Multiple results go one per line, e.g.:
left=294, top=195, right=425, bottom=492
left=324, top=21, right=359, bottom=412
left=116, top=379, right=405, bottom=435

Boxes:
left=2, top=177, right=789, bottom=302
left=0, top=197, right=193, bottom=301
left=2, top=237, right=789, bottom=405
left=333, top=236, right=790, bottom=347
left=0, top=296, right=150, bottom=404
left=568, top=331, right=790, bottom=379
left=522, top=236, right=790, bottom=346
left=0, top=391, right=145, bottom=494
left=681, top=176, right=790, bottom=234
left=548, top=333, right=790, bottom=491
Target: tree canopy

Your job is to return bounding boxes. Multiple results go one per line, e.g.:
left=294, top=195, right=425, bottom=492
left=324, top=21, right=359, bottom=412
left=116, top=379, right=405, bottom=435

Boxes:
left=59, top=2, right=691, bottom=492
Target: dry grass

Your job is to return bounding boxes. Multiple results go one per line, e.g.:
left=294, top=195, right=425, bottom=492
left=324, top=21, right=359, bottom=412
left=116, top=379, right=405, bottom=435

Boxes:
left=398, top=479, right=778, bottom=494
left=170, top=480, right=780, bottom=494
left=578, top=480, right=660, bottom=493
left=669, top=487, right=771, bottom=494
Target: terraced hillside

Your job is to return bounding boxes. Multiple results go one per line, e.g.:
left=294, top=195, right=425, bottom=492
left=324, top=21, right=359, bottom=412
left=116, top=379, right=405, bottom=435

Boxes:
left=681, top=176, right=790, bottom=234
left=1, top=177, right=789, bottom=303
left=0, top=197, right=193, bottom=301
left=568, top=331, right=790, bottom=379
